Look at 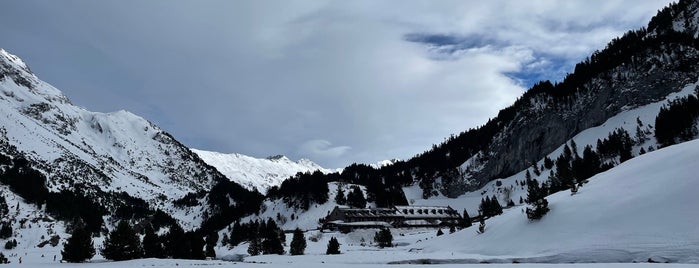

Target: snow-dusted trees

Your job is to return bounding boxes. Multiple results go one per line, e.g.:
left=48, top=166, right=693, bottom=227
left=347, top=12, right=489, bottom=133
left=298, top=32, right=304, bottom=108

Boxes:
left=289, top=228, right=306, bottom=255
left=61, top=225, right=95, bottom=263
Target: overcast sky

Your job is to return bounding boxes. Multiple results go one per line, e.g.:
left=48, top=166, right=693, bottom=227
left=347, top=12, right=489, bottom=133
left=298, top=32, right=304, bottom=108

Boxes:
left=0, top=1, right=673, bottom=168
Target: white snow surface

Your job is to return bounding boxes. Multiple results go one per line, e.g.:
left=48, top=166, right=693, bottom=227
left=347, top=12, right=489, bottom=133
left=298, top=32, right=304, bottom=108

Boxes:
left=0, top=49, right=222, bottom=228
left=406, top=79, right=699, bottom=221
left=414, top=139, right=699, bottom=263
left=220, top=140, right=699, bottom=266
left=192, top=149, right=337, bottom=194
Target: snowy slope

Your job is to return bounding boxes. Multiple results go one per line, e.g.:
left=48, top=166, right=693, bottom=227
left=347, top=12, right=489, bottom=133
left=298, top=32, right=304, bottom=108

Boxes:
left=407, top=79, right=699, bottom=218
left=192, top=149, right=336, bottom=194
left=416, top=139, right=699, bottom=263
left=0, top=48, right=233, bottom=228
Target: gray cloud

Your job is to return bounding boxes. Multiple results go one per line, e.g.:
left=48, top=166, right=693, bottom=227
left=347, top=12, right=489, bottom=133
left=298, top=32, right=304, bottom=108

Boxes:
left=0, top=0, right=673, bottom=167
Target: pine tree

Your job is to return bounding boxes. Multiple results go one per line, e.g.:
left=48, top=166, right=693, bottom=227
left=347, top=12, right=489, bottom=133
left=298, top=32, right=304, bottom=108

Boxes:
left=142, top=225, right=164, bottom=258
left=436, top=228, right=444, bottom=236
left=525, top=179, right=550, bottom=220
left=326, top=237, right=341, bottom=255
left=334, top=187, right=346, bottom=205
left=221, top=233, right=229, bottom=247
left=346, top=186, right=367, bottom=208
left=0, top=252, right=7, bottom=264
left=205, top=233, right=218, bottom=259
left=187, top=231, right=206, bottom=260
left=532, top=163, right=541, bottom=176
left=289, top=228, right=306, bottom=255
left=373, top=228, right=393, bottom=248
left=101, top=221, right=142, bottom=261
left=449, top=225, right=456, bottom=233
left=0, top=223, right=11, bottom=239
left=260, top=219, right=284, bottom=255
left=247, top=237, right=261, bottom=256
left=462, top=209, right=472, bottom=227
left=61, top=225, right=95, bottom=263
left=164, top=224, right=189, bottom=259
left=229, top=221, right=242, bottom=247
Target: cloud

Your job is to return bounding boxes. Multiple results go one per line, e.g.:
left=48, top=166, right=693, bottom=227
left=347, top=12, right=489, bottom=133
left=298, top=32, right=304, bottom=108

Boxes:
left=299, top=140, right=351, bottom=159
left=0, top=0, right=675, bottom=167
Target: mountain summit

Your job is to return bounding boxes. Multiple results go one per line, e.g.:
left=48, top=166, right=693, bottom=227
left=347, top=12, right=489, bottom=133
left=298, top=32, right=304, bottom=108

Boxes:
left=191, top=149, right=335, bottom=194
left=0, top=48, right=260, bottom=231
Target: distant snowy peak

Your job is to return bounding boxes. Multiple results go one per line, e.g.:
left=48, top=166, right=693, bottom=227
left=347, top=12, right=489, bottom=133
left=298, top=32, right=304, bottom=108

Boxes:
left=192, top=149, right=334, bottom=194
left=372, top=158, right=400, bottom=168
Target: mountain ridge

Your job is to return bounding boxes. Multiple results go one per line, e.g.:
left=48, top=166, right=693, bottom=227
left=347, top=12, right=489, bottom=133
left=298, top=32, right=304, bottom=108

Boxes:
left=192, top=149, right=337, bottom=194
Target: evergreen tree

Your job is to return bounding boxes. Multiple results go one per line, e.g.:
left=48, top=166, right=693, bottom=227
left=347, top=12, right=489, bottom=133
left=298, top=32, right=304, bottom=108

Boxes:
left=164, top=224, right=190, bottom=259
left=346, top=186, right=367, bottom=208
left=247, top=237, right=261, bottom=256
left=373, top=228, right=393, bottom=248
left=491, top=195, right=503, bottom=215
left=0, top=223, right=11, bottom=239
left=187, top=231, right=206, bottom=260
left=0, top=252, right=6, bottom=264
left=525, top=170, right=532, bottom=181
left=462, top=209, right=472, bottom=228
left=436, top=228, right=444, bottom=236
left=525, top=179, right=550, bottom=220
left=0, top=196, right=8, bottom=219
left=221, top=233, right=229, bottom=247
left=205, top=233, right=218, bottom=259
left=532, top=163, right=541, bottom=176
left=289, top=228, right=306, bottom=256
left=61, top=225, right=95, bottom=263
left=101, top=221, right=142, bottom=261
left=229, top=221, right=243, bottom=247
left=334, top=187, right=346, bottom=205
left=326, top=237, right=341, bottom=255
left=519, top=196, right=524, bottom=204
left=142, top=225, right=165, bottom=258
left=543, top=156, right=554, bottom=170
left=449, top=225, right=456, bottom=234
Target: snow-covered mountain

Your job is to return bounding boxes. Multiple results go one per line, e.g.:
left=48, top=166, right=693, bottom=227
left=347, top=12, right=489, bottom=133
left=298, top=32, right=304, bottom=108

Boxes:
left=219, top=139, right=699, bottom=265
left=416, top=138, right=699, bottom=263
left=0, top=48, right=256, bottom=229
left=191, top=149, right=337, bottom=194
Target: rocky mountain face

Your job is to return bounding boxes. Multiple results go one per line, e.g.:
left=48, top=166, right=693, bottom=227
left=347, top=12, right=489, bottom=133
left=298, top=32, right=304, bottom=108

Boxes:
left=0, top=48, right=256, bottom=229
left=456, top=0, right=699, bottom=192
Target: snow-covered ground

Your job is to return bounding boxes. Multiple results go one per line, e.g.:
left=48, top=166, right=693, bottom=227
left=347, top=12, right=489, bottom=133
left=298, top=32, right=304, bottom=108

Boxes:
left=212, top=139, right=699, bottom=265
left=192, top=149, right=338, bottom=194
left=406, top=80, right=699, bottom=219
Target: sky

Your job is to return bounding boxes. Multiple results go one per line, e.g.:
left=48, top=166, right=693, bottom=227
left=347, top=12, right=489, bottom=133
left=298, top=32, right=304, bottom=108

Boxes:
left=0, top=0, right=674, bottom=168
